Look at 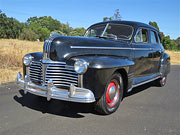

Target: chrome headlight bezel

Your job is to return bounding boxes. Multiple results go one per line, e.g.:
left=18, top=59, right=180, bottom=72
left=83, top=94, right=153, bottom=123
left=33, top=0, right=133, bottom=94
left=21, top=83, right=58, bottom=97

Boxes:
left=23, top=54, right=33, bottom=66
left=74, top=59, right=88, bottom=74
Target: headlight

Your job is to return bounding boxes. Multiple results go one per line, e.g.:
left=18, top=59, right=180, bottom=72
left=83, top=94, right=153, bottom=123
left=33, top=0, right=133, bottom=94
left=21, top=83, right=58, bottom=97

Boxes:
left=23, top=54, right=33, bottom=66
left=74, top=59, right=88, bottom=74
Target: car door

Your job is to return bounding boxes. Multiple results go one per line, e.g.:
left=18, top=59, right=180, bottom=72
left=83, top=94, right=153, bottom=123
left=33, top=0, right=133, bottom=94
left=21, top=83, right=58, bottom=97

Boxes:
left=132, top=28, right=154, bottom=78
left=149, top=30, right=162, bottom=74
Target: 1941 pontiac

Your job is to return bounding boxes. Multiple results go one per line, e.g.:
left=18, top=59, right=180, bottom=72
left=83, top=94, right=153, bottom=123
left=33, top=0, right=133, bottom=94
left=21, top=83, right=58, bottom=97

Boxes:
left=16, top=21, right=170, bottom=114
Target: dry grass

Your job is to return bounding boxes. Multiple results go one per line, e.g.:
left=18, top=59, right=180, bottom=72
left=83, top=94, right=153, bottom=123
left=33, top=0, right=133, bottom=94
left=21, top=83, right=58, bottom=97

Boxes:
left=165, top=50, right=180, bottom=65
left=0, top=39, right=43, bottom=84
left=0, top=39, right=179, bottom=84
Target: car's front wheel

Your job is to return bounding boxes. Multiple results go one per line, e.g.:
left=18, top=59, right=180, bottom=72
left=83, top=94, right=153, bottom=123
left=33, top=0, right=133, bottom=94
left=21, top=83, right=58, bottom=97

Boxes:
left=95, top=73, right=123, bottom=115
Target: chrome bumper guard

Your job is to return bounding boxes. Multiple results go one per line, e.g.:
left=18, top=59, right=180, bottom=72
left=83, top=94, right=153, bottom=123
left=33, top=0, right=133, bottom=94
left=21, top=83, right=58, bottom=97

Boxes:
left=16, top=72, right=95, bottom=103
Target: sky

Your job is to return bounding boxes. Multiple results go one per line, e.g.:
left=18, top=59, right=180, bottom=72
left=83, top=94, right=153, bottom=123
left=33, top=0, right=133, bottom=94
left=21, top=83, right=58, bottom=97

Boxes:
left=0, top=0, right=179, bottom=39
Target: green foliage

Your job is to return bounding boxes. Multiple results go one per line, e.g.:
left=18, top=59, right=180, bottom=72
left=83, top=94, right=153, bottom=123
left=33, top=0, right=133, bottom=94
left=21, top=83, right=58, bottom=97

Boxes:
left=0, top=13, right=23, bottom=39
left=70, top=27, right=86, bottom=36
left=19, top=28, right=38, bottom=41
left=0, top=12, right=86, bottom=41
left=159, top=32, right=164, bottom=42
left=103, top=17, right=113, bottom=22
left=51, top=30, right=66, bottom=36
left=27, top=16, right=62, bottom=32
left=149, top=21, right=160, bottom=31
left=162, top=36, right=179, bottom=50
left=28, top=21, right=51, bottom=41
left=175, top=37, right=180, bottom=50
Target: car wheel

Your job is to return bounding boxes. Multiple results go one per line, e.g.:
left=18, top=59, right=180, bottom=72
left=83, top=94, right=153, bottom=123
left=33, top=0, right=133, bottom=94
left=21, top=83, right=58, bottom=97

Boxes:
left=95, top=73, right=123, bottom=115
left=156, top=75, right=167, bottom=87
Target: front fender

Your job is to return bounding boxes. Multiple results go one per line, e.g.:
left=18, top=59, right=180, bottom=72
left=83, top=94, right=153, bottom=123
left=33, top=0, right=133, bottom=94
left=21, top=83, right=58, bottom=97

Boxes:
left=71, top=56, right=134, bottom=69
left=71, top=56, right=135, bottom=99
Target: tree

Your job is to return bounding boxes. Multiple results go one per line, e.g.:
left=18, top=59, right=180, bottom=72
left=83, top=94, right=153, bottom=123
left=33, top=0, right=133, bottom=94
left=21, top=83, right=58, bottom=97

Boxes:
left=19, top=28, right=38, bottom=41
left=159, top=32, right=165, bottom=42
left=0, top=12, right=23, bottom=39
left=175, top=37, right=180, bottom=50
left=26, top=16, right=73, bottom=39
left=149, top=21, right=160, bottom=31
left=70, top=27, right=86, bottom=36
left=103, top=17, right=109, bottom=22
left=103, top=17, right=113, bottom=22
left=28, top=21, right=51, bottom=41
left=51, top=30, right=66, bottom=36
left=113, top=9, right=121, bottom=20
left=162, top=36, right=177, bottom=50
left=103, top=9, right=121, bottom=22
left=60, top=23, right=72, bottom=35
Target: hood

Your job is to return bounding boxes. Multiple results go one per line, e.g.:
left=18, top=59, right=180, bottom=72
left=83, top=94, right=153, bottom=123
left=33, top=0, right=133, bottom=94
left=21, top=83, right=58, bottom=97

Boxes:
left=49, top=35, right=130, bottom=62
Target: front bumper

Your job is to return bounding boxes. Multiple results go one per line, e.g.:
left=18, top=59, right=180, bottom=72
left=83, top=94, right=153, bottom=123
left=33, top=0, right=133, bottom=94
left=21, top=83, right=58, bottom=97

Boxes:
left=16, top=72, right=95, bottom=103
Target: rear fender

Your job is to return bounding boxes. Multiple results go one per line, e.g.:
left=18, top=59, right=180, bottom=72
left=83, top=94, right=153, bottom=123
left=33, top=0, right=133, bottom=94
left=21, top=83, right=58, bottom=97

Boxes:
left=160, top=52, right=170, bottom=76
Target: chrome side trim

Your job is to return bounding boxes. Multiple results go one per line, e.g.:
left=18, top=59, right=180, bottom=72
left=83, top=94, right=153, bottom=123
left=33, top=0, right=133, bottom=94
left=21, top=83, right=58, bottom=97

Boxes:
left=71, top=46, right=132, bottom=50
left=133, top=48, right=152, bottom=51
left=133, top=76, right=160, bottom=88
left=127, top=76, right=160, bottom=92
left=70, top=46, right=152, bottom=51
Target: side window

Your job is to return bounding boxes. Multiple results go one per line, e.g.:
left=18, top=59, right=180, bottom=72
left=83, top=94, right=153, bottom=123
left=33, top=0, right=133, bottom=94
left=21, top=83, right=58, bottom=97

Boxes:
left=135, top=29, right=142, bottom=42
left=135, top=28, right=148, bottom=43
left=150, top=31, right=159, bottom=44
left=142, top=29, right=148, bottom=42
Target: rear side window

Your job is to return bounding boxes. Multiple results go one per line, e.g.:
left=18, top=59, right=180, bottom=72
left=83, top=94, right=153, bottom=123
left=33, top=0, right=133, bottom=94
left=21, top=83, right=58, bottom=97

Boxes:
left=135, top=28, right=148, bottom=43
left=150, top=31, right=159, bottom=44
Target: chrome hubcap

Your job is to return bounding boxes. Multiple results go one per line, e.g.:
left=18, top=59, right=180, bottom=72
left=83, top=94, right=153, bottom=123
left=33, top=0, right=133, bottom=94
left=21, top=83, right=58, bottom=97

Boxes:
left=106, top=79, right=120, bottom=107
left=109, top=86, right=116, bottom=101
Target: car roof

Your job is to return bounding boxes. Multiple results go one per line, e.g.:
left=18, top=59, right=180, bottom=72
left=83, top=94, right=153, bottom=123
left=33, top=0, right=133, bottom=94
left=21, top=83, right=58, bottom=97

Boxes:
left=90, top=20, right=159, bottom=32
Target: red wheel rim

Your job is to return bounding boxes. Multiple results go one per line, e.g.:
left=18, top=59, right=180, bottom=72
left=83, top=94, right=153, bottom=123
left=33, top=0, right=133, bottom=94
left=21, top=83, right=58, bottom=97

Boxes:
left=106, top=79, right=120, bottom=107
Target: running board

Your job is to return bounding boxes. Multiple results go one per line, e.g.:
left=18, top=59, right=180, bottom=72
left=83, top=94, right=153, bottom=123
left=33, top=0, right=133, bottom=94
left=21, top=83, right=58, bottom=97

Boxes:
left=127, top=76, right=160, bottom=92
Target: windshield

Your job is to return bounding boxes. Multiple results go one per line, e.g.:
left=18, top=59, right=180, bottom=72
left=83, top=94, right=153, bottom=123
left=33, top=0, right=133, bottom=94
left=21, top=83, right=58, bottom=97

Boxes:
left=85, top=23, right=133, bottom=40
left=85, top=24, right=106, bottom=37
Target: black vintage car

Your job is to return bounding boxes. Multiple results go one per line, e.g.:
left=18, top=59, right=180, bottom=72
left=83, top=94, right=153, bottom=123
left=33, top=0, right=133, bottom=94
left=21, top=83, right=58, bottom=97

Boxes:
left=16, top=21, right=170, bottom=114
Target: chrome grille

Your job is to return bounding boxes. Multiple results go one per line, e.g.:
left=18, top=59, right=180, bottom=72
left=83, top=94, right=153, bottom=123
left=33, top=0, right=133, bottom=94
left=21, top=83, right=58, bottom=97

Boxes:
left=29, top=61, right=43, bottom=84
left=29, top=61, right=78, bottom=88
left=45, top=64, right=78, bottom=87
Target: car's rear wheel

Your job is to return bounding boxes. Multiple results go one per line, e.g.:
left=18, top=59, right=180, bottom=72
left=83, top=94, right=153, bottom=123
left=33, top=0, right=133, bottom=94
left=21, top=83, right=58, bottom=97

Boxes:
left=156, top=75, right=167, bottom=87
left=95, top=73, right=123, bottom=115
